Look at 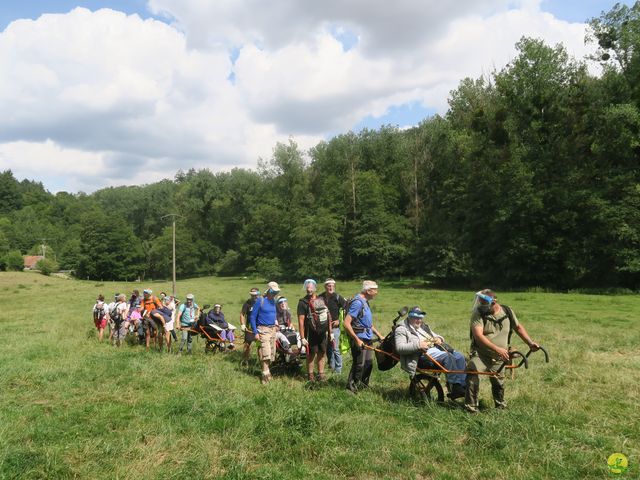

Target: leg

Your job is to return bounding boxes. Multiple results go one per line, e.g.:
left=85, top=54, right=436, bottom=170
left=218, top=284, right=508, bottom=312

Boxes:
left=332, top=327, right=342, bottom=373
left=347, top=340, right=366, bottom=393
left=360, top=347, right=374, bottom=387
left=489, top=368, right=507, bottom=408
left=186, top=330, right=193, bottom=353
left=465, top=355, right=488, bottom=412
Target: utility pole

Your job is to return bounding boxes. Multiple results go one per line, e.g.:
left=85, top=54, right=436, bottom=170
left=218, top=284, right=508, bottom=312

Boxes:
left=40, top=238, right=48, bottom=259
left=161, top=214, right=183, bottom=297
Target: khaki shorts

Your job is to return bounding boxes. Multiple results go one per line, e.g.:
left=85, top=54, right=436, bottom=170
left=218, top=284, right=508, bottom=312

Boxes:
left=257, top=325, right=278, bottom=361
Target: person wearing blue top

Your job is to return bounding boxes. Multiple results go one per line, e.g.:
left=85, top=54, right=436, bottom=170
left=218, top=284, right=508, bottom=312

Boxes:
left=176, top=293, right=199, bottom=354
left=344, top=280, right=385, bottom=394
left=249, top=281, right=280, bottom=384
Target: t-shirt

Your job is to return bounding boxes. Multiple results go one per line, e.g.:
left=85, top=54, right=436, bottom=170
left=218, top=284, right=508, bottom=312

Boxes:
left=142, top=296, right=162, bottom=314
left=241, top=298, right=257, bottom=332
left=249, top=296, right=277, bottom=333
left=178, top=303, right=199, bottom=326
left=319, top=292, right=346, bottom=325
left=470, top=305, right=520, bottom=360
left=348, top=295, right=372, bottom=340
left=296, top=295, right=313, bottom=318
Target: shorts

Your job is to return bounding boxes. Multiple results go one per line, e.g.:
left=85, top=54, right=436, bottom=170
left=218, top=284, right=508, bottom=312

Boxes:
left=306, top=329, right=328, bottom=355
left=257, top=325, right=277, bottom=361
left=165, top=320, right=174, bottom=331
left=244, top=330, right=257, bottom=344
left=94, top=317, right=107, bottom=329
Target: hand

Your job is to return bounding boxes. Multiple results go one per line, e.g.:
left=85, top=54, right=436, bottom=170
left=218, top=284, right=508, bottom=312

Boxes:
left=528, top=341, right=540, bottom=351
left=331, top=321, right=339, bottom=329
left=433, top=337, right=443, bottom=345
left=359, top=340, right=365, bottom=349
left=495, top=347, right=511, bottom=362
left=301, top=338, right=309, bottom=347
left=240, top=324, right=246, bottom=332
left=419, top=340, right=431, bottom=350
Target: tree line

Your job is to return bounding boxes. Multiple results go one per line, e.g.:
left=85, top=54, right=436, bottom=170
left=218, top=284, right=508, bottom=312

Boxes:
left=1, top=4, right=639, bottom=289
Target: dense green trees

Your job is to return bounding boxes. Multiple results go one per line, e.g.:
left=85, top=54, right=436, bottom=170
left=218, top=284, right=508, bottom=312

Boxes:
left=0, top=4, right=638, bottom=288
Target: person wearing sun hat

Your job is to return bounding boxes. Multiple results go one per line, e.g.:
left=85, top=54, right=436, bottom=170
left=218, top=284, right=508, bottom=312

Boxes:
left=249, top=282, right=280, bottom=384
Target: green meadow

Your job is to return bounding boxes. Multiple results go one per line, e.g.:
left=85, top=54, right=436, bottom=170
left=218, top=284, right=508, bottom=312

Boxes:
left=0, top=272, right=638, bottom=480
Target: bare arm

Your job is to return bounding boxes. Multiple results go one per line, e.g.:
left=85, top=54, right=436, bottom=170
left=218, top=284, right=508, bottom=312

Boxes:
left=515, top=324, right=540, bottom=350
left=298, top=314, right=305, bottom=339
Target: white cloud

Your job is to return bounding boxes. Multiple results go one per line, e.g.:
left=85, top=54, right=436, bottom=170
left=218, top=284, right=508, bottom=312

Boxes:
left=0, top=2, right=599, bottom=192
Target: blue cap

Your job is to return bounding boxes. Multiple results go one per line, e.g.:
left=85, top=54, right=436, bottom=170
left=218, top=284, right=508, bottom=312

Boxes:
left=408, top=306, right=426, bottom=319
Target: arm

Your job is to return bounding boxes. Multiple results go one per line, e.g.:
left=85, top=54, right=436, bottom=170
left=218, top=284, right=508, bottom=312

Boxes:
left=514, top=324, right=540, bottom=351
left=249, top=301, right=259, bottom=334
left=343, top=312, right=361, bottom=347
left=471, top=325, right=510, bottom=361
left=298, top=313, right=307, bottom=343
left=394, top=326, right=421, bottom=355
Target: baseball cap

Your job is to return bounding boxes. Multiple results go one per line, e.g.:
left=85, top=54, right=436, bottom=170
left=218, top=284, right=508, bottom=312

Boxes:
left=408, top=306, right=426, bottom=319
left=267, top=281, right=280, bottom=293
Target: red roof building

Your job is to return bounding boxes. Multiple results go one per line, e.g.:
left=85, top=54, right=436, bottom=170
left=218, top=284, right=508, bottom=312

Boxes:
left=23, top=255, right=44, bottom=270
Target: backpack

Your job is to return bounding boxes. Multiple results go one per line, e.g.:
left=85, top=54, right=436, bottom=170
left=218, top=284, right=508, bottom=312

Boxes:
left=93, top=304, right=106, bottom=322
left=306, top=297, right=330, bottom=335
left=344, top=297, right=367, bottom=333
left=471, top=304, right=517, bottom=347
left=110, top=303, right=123, bottom=325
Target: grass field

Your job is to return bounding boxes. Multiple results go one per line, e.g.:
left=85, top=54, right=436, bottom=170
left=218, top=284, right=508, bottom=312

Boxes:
left=0, top=272, right=638, bottom=480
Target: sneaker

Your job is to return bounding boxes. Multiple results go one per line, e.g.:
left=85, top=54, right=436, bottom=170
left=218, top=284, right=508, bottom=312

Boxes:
left=464, top=405, right=480, bottom=414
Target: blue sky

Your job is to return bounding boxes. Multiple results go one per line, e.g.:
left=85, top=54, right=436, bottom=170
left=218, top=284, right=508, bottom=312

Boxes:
left=0, top=1, right=632, bottom=192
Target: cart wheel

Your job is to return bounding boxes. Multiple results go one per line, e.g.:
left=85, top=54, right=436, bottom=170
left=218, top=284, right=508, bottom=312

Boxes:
left=409, top=374, right=445, bottom=403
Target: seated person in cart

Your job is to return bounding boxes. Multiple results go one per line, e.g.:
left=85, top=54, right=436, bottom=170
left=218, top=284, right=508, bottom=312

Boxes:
left=203, top=304, right=236, bottom=350
left=275, top=297, right=301, bottom=354
left=394, top=306, right=467, bottom=399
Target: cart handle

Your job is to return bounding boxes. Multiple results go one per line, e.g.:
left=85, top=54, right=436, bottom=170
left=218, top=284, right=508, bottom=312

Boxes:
left=497, top=350, right=528, bottom=373
left=525, top=345, right=550, bottom=363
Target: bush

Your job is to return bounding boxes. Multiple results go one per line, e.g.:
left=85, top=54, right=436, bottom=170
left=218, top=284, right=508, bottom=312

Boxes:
left=35, top=258, right=59, bottom=276
left=216, top=249, right=241, bottom=276
left=4, top=250, right=24, bottom=271
left=254, top=257, right=282, bottom=281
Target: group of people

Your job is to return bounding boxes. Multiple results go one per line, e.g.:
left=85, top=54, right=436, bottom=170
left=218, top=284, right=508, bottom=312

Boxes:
left=92, top=280, right=541, bottom=413
left=91, top=289, right=236, bottom=353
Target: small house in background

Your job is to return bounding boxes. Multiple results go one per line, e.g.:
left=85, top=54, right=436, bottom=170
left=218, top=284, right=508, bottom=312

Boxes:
left=23, top=255, right=44, bottom=270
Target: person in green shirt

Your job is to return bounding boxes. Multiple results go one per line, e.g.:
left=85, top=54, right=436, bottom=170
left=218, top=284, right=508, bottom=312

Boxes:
left=465, top=289, right=540, bottom=413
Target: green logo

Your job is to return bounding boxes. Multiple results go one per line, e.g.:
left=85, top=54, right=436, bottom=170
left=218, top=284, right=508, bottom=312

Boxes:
left=607, top=453, right=628, bottom=475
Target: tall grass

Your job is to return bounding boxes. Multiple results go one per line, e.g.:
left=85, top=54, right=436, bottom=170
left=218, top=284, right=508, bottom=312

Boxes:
left=0, top=272, right=637, bottom=479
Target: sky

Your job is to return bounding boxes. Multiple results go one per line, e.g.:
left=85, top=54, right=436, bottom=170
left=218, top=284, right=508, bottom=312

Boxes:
left=0, top=0, right=631, bottom=193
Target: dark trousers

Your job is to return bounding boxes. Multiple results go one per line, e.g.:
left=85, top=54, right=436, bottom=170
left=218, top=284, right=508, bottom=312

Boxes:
left=347, top=339, right=373, bottom=392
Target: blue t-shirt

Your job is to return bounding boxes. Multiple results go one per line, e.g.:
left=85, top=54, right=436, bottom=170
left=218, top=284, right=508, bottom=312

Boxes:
left=249, top=296, right=277, bottom=333
left=178, top=303, right=199, bottom=326
left=349, top=296, right=372, bottom=340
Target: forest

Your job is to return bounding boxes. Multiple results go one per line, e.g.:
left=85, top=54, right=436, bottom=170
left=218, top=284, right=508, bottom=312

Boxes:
left=1, top=4, right=639, bottom=289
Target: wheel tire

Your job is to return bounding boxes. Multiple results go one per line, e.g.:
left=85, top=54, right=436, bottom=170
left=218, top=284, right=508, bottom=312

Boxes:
left=410, top=374, right=445, bottom=403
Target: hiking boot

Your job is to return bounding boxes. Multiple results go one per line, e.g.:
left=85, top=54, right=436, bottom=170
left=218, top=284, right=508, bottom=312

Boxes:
left=317, top=373, right=328, bottom=383
left=261, top=373, right=271, bottom=385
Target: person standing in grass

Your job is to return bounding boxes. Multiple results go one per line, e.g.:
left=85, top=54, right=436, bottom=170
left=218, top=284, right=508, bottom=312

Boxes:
left=298, top=279, right=331, bottom=382
left=466, top=289, right=540, bottom=413
left=239, top=287, right=260, bottom=367
left=176, top=293, right=199, bottom=354
left=160, top=292, right=178, bottom=344
left=111, top=294, right=130, bottom=347
left=92, top=294, right=108, bottom=342
left=344, top=280, right=385, bottom=394
left=249, top=282, right=280, bottom=384
left=319, top=278, right=346, bottom=375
